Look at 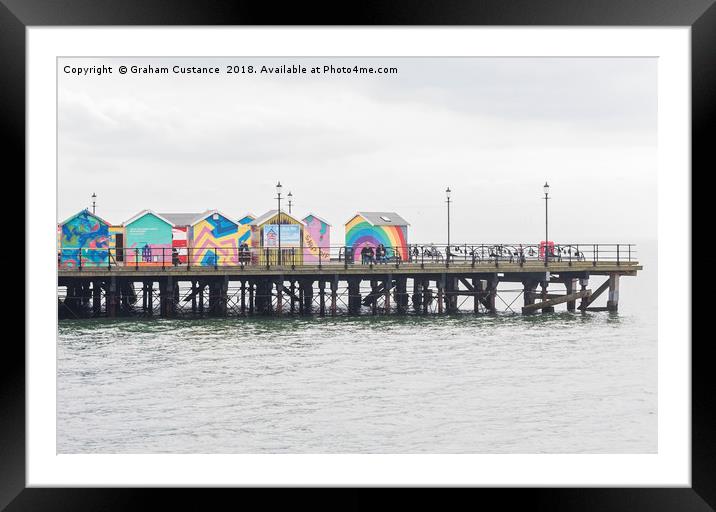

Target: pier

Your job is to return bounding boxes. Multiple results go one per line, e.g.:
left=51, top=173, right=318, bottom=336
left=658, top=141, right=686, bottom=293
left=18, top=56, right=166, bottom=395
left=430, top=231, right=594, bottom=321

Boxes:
left=57, top=243, right=640, bottom=319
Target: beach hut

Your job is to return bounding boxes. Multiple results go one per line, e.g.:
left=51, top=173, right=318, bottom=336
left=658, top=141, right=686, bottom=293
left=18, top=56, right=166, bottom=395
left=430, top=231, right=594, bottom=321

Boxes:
left=344, top=211, right=409, bottom=262
left=58, top=209, right=111, bottom=268
left=188, top=210, right=241, bottom=267
left=250, top=210, right=305, bottom=265
left=159, top=212, right=205, bottom=265
left=108, top=225, right=125, bottom=264
left=123, top=210, right=174, bottom=266
left=237, top=212, right=256, bottom=248
left=302, top=213, right=331, bottom=263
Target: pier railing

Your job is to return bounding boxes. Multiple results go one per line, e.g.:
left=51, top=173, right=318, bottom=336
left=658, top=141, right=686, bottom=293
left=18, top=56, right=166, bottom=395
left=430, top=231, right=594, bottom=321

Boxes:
left=57, top=243, right=637, bottom=271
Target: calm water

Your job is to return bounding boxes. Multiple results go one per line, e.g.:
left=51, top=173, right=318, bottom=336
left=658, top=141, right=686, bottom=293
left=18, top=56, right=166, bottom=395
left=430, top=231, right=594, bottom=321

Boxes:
left=57, top=243, right=657, bottom=454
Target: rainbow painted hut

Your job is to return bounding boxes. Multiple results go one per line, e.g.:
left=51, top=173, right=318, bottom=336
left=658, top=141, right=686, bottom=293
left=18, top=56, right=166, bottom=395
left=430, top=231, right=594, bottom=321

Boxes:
left=345, top=211, right=409, bottom=262
left=59, top=209, right=111, bottom=268
left=302, top=213, right=331, bottom=263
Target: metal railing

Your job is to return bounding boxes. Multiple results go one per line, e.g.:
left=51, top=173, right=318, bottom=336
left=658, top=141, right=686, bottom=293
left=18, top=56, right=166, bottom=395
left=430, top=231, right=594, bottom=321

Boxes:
left=57, top=243, right=637, bottom=271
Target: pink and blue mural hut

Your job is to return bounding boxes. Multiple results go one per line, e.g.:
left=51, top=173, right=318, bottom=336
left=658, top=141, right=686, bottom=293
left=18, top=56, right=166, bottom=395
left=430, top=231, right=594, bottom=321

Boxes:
left=302, top=213, right=331, bottom=263
left=187, top=210, right=242, bottom=267
left=123, top=210, right=175, bottom=267
left=59, top=209, right=111, bottom=268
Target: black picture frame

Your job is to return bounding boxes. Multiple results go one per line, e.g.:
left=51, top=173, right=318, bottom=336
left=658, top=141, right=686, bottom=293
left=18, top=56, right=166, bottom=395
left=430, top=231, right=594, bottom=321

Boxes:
left=1, top=1, right=709, bottom=509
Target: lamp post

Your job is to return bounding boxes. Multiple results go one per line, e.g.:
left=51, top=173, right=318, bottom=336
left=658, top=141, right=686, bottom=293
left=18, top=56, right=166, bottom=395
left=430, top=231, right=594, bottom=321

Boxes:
left=445, top=187, right=451, bottom=262
left=276, top=181, right=283, bottom=265
left=287, top=191, right=293, bottom=214
left=91, top=192, right=97, bottom=214
left=543, top=182, right=550, bottom=263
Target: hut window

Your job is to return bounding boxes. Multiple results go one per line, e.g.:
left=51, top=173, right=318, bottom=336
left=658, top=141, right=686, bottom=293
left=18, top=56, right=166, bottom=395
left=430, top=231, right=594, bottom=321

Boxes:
left=380, top=216, right=391, bottom=222
left=212, top=213, right=219, bottom=220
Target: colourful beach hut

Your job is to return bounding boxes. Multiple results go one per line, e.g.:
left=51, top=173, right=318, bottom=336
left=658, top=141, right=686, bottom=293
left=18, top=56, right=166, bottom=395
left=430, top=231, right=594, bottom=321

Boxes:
left=250, top=210, right=305, bottom=265
left=302, top=213, right=331, bottom=263
left=188, top=210, right=241, bottom=267
left=123, top=210, right=174, bottom=266
left=344, top=211, right=409, bottom=262
left=160, top=212, right=205, bottom=265
left=237, top=212, right=256, bottom=248
left=108, top=225, right=125, bottom=264
left=58, top=209, right=111, bottom=268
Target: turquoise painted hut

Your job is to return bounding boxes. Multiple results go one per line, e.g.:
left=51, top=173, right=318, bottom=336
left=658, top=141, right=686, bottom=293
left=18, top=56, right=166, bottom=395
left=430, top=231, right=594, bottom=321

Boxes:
left=123, top=210, right=174, bottom=266
left=59, top=209, right=111, bottom=268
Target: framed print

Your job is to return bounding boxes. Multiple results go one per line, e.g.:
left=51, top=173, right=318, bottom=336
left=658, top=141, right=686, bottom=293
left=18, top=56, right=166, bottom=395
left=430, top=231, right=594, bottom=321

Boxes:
left=2, top=0, right=711, bottom=509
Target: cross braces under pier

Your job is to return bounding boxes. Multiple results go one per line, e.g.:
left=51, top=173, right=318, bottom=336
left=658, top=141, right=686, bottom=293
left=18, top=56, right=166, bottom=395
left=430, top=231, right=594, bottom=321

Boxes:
left=57, top=261, right=639, bottom=319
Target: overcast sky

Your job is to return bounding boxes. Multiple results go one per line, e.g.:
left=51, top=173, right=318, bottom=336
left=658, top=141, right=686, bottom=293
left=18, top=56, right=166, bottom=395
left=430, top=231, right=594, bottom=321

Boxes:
left=58, top=57, right=656, bottom=243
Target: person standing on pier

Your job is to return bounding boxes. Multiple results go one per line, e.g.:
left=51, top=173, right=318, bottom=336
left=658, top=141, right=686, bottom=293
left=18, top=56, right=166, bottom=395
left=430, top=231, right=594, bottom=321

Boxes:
left=377, top=244, right=386, bottom=264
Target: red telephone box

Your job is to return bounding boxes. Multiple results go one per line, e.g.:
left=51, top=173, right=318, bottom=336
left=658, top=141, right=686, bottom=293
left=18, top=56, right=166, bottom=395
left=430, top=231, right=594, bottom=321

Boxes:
left=539, top=241, right=554, bottom=259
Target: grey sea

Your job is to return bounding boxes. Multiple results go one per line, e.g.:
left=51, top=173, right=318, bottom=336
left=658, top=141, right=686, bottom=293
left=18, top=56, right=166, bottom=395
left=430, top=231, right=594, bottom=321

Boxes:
left=57, top=242, right=657, bottom=454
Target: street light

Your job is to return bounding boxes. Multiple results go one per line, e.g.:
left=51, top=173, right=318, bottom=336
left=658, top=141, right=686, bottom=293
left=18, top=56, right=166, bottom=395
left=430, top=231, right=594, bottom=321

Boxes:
left=543, top=182, right=550, bottom=263
left=287, top=191, right=293, bottom=214
left=276, top=181, right=283, bottom=265
left=445, top=187, right=451, bottom=262
left=91, top=192, right=97, bottom=214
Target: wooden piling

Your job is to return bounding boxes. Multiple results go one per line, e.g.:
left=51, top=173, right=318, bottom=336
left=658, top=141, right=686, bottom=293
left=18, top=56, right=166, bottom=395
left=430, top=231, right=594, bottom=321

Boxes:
left=348, top=278, right=361, bottom=314
left=330, top=278, right=338, bottom=316
left=319, top=280, right=326, bottom=316
left=565, top=278, right=578, bottom=312
left=107, top=276, right=117, bottom=318
left=412, top=277, right=422, bottom=312
left=92, top=280, right=101, bottom=316
left=437, top=276, right=444, bottom=314
left=276, top=278, right=283, bottom=316
left=370, top=279, right=378, bottom=315
left=607, top=273, right=620, bottom=311
left=384, top=276, right=391, bottom=314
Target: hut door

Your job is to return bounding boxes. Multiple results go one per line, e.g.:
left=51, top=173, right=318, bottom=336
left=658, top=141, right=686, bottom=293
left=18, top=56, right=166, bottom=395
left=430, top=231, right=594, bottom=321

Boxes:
left=116, top=234, right=124, bottom=262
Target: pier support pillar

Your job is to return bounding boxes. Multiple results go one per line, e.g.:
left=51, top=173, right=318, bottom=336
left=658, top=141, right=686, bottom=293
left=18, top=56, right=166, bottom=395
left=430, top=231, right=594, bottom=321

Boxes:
left=541, top=280, right=554, bottom=314
left=248, top=281, right=254, bottom=315
left=160, top=276, right=176, bottom=318
left=301, top=280, right=313, bottom=315
left=370, top=279, right=378, bottom=315
left=348, top=279, right=361, bottom=315
left=472, top=277, right=483, bottom=314
left=92, top=280, right=101, bottom=317
left=578, top=277, right=589, bottom=311
left=240, top=280, right=246, bottom=314
left=486, top=276, right=498, bottom=314
left=422, top=279, right=431, bottom=314
left=607, top=273, right=620, bottom=312
left=396, top=277, right=408, bottom=314
left=107, top=277, right=118, bottom=318
left=330, top=278, right=338, bottom=316
left=276, top=278, right=284, bottom=316
left=208, top=278, right=228, bottom=317
left=319, top=280, right=326, bottom=316
left=565, top=278, right=578, bottom=312
left=255, top=278, right=271, bottom=315
left=198, top=281, right=205, bottom=316
left=437, top=276, right=445, bottom=314
left=384, top=276, right=392, bottom=314
left=412, top=277, right=422, bottom=312
left=523, top=279, right=538, bottom=315
left=446, top=276, right=458, bottom=313
left=290, top=281, right=296, bottom=314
